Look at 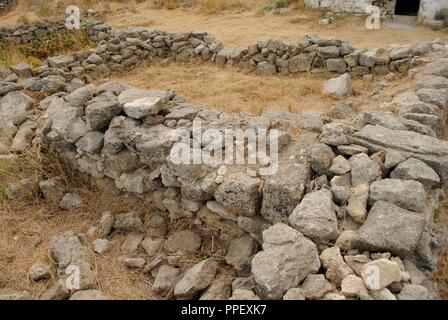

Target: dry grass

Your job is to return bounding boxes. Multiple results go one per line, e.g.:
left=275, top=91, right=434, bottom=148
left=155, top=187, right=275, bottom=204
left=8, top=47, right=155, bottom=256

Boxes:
left=110, top=60, right=409, bottom=116
left=0, top=30, right=92, bottom=68
left=433, top=189, right=448, bottom=299
left=0, top=137, right=227, bottom=299
left=104, top=2, right=443, bottom=49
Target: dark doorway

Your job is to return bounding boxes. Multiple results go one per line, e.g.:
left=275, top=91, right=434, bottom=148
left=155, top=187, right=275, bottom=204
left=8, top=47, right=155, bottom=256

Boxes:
left=395, top=0, right=420, bottom=16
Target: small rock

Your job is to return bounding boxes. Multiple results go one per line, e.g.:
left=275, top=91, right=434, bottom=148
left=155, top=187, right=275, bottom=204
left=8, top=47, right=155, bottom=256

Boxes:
left=59, top=193, right=82, bottom=211
left=69, top=290, right=109, bottom=300
left=164, top=230, right=202, bottom=254
left=361, top=259, right=401, bottom=290
left=323, top=73, right=352, bottom=96
left=397, top=284, right=430, bottom=300
left=283, top=288, right=305, bottom=300
left=39, top=279, right=69, bottom=300
left=174, top=258, right=218, bottom=299
left=330, top=155, right=351, bottom=175
left=341, top=275, right=369, bottom=298
left=153, top=265, right=181, bottom=296
left=93, top=239, right=114, bottom=254
left=98, top=212, right=114, bottom=237
left=28, top=263, right=51, bottom=282
left=141, top=237, right=164, bottom=256
left=300, top=274, right=333, bottom=299
left=121, top=234, right=143, bottom=254
left=113, top=212, right=143, bottom=232
left=123, top=257, right=146, bottom=268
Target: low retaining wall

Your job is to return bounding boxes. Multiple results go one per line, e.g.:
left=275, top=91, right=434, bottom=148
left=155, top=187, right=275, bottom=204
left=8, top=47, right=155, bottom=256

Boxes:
left=1, top=20, right=434, bottom=84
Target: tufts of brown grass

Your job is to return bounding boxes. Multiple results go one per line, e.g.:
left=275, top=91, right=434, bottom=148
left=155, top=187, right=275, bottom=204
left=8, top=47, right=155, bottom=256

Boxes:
left=432, top=188, right=448, bottom=299
left=112, top=60, right=381, bottom=116
left=0, top=30, right=92, bottom=67
left=0, top=138, right=228, bottom=299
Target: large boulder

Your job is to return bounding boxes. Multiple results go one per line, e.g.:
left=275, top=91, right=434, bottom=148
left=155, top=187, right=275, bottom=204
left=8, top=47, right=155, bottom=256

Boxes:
left=85, top=100, right=122, bottom=130
left=0, top=91, right=34, bottom=125
left=356, top=201, right=426, bottom=258
left=323, top=73, right=352, bottom=96
left=214, top=173, right=261, bottom=216
left=289, top=189, right=339, bottom=242
left=390, top=158, right=440, bottom=188
left=369, top=179, right=426, bottom=212
left=251, top=223, right=320, bottom=299
left=349, top=153, right=381, bottom=187
left=260, top=162, right=310, bottom=223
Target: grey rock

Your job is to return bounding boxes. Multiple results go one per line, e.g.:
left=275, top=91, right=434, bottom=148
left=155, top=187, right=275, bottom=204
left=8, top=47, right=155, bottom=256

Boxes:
left=397, top=284, right=430, bottom=300
left=200, top=275, right=233, bottom=300
left=153, top=265, right=181, bottom=296
left=390, top=158, right=440, bottom=188
left=93, top=239, right=114, bottom=254
left=309, top=143, right=335, bottom=175
left=384, top=149, right=406, bottom=169
left=356, top=201, right=426, bottom=258
left=252, top=223, right=320, bottom=299
left=76, top=131, right=104, bottom=154
left=255, top=62, right=277, bottom=76
left=320, top=246, right=354, bottom=285
left=425, top=58, right=448, bottom=77
left=261, top=162, right=310, bottom=223
left=0, top=91, right=33, bottom=125
left=297, top=110, right=324, bottom=132
left=341, top=275, right=368, bottom=298
left=123, top=96, right=166, bottom=119
left=289, top=189, right=339, bottom=242
left=69, top=290, right=109, bottom=300
left=300, top=274, right=333, bottom=299
left=361, top=259, right=401, bottom=290
left=98, top=212, right=114, bottom=237
left=323, top=73, right=352, bottom=96
left=64, top=84, right=95, bottom=108
left=121, top=234, right=143, bottom=254
left=141, top=237, right=164, bottom=256
left=320, top=122, right=353, bottom=146
left=0, top=289, right=31, bottom=300
left=416, top=75, right=448, bottom=90
left=85, top=100, right=122, bottom=130
left=346, top=184, right=369, bottom=224
left=39, top=178, right=66, bottom=203
left=283, top=288, right=305, bottom=300
left=39, top=279, right=69, bottom=300
left=350, top=125, right=448, bottom=183
left=330, top=155, right=351, bottom=175
left=28, top=263, right=51, bottom=282
left=123, top=257, right=146, bottom=268
left=214, top=173, right=261, bottom=216
left=113, top=212, right=142, bottom=232
left=10, top=63, right=32, bottom=77
left=369, top=179, right=426, bottom=212
left=225, top=235, right=258, bottom=273
left=349, top=153, right=381, bottom=186
left=59, top=193, right=82, bottom=211
left=174, top=259, right=218, bottom=299
left=164, top=230, right=202, bottom=254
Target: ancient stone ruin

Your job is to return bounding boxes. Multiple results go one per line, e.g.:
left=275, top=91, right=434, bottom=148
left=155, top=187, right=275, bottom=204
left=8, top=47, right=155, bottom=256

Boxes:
left=1, top=16, right=448, bottom=300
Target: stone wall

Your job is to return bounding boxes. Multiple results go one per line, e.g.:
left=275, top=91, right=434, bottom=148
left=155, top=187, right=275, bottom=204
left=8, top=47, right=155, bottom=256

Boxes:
left=2, top=41, right=448, bottom=298
left=2, top=20, right=432, bottom=86
left=0, top=20, right=103, bottom=46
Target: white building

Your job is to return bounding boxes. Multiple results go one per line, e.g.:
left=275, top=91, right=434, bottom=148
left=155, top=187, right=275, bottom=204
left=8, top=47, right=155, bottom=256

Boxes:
left=305, top=0, right=448, bottom=22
